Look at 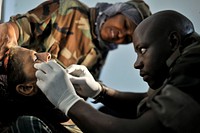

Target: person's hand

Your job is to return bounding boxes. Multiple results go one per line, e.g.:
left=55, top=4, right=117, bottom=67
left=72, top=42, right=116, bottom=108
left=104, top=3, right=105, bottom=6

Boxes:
left=34, top=60, right=82, bottom=115
left=0, top=23, right=18, bottom=59
left=67, top=64, right=102, bottom=98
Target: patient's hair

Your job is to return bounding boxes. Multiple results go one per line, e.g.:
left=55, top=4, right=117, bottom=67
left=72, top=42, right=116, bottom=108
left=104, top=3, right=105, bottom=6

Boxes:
left=0, top=48, right=69, bottom=132
left=7, top=53, right=26, bottom=96
left=0, top=49, right=30, bottom=122
left=0, top=48, right=26, bottom=98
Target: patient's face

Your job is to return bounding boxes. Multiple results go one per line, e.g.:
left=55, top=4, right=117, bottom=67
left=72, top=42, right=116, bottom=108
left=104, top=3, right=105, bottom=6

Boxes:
left=7, top=46, right=51, bottom=96
left=5, top=46, right=68, bottom=122
left=14, top=47, right=50, bottom=81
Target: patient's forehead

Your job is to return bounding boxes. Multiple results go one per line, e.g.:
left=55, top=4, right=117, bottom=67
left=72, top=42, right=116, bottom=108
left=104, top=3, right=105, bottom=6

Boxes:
left=0, top=47, right=24, bottom=75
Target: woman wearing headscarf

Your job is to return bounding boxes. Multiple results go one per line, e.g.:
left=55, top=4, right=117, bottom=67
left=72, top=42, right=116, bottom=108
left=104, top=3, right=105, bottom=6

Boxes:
left=0, top=0, right=151, bottom=132
left=0, top=0, right=151, bottom=80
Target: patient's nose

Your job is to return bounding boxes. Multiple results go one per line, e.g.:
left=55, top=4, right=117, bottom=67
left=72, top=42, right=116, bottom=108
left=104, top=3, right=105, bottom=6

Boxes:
left=37, top=52, right=51, bottom=62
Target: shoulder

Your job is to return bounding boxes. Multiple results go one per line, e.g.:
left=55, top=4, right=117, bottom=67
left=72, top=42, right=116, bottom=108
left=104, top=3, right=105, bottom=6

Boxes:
left=148, top=85, right=200, bottom=133
left=59, top=0, right=89, bottom=13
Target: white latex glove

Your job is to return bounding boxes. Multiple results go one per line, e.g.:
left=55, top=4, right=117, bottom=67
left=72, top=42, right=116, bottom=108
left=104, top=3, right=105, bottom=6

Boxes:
left=67, top=64, right=102, bottom=98
left=34, top=60, right=82, bottom=116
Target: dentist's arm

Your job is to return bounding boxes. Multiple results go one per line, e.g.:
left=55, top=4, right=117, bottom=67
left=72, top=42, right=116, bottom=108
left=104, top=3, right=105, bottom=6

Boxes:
left=67, top=64, right=147, bottom=117
left=34, top=61, right=163, bottom=133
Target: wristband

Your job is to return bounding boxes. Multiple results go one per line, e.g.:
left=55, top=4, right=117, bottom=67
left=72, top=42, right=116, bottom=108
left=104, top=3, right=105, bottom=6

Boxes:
left=92, top=83, right=107, bottom=103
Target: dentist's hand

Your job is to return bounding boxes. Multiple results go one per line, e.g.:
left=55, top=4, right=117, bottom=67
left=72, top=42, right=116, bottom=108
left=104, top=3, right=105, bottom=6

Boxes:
left=34, top=60, right=82, bottom=115
left=67, top=64, right=102, bottom=98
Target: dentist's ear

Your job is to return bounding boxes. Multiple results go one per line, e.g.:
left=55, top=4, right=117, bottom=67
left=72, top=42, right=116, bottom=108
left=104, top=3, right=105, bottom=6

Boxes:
left=169, top=31, right=180, bottom=51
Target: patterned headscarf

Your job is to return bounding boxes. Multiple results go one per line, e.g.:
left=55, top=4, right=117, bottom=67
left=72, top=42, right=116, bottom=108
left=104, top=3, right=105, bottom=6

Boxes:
left=95, top=0, right=151, bottom=50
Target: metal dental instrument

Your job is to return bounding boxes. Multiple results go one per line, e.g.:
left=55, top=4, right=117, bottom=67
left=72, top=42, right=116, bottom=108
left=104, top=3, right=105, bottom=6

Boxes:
left=55, top=58, right=66, bottom=69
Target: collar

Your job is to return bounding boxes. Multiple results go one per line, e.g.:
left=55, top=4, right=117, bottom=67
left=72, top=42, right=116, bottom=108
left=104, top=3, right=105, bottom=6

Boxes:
left=166, top=32, right=200, bottom=68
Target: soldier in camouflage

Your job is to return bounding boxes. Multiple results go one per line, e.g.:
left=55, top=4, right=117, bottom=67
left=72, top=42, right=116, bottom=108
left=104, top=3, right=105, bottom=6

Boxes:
left=0, top=0, right=151, bottom=79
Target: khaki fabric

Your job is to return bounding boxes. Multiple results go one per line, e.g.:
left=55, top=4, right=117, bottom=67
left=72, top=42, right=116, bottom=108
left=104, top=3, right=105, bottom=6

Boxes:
left=10, top=0, right=103, bottom=79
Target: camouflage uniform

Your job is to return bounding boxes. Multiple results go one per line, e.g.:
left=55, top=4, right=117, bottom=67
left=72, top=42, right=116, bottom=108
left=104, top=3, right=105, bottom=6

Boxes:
left=9, top=0, right=151, bottom=80
left=10, top=0, right=102, bottom=79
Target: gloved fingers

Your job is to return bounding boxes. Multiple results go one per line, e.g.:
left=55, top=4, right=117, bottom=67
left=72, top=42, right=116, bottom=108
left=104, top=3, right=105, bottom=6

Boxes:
left=67, top=64, right=78, bottom=72
left=68, top=73, right=85, bottom=84
left=36, top=79, right=46, bottom=92
left=68, top=65, right=94, bottom=80
left=70, top=69, right=84, bottom=77
left=67, top=64, right=84, bottom=72
left=34, top=62, right=53, bottom=74
left=47, top=60, right=64, bottom=71
left=35, top=69, right=47, bottom=81
left=68, top=73, right=80, bottom=81
left=85, top=70, right=94, bottom=79
left=67, top=64, right=86, bottom=76
left=67, top=64, right=79, bottom=73
left=68, top=73, right=77, bottom=81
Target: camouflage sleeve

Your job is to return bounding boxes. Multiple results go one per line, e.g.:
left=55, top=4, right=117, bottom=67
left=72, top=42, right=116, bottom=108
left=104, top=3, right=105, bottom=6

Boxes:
left=9, top=0, right=59, bottom=46
left=9, top=0, right=105, bottom=79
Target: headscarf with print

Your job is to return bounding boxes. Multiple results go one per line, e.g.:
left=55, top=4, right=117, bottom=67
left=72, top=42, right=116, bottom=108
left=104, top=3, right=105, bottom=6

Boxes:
left=95, top=0, right=151, bottom=50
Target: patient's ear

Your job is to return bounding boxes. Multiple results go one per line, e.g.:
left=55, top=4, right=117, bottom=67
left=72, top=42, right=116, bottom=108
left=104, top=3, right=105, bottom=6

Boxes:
left=16, top=82, right=38, bottom=96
